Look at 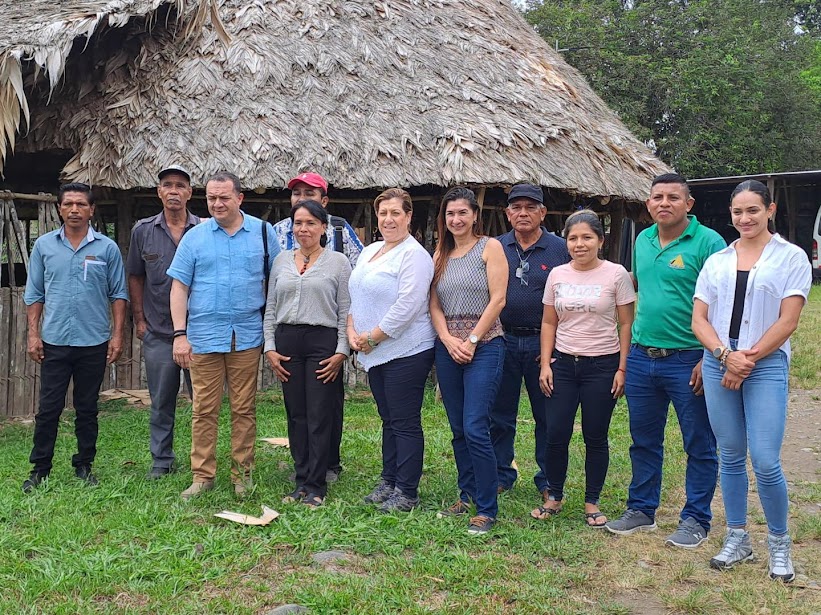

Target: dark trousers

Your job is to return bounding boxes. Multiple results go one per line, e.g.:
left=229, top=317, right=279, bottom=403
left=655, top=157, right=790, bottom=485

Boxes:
left=544, top=351, right=619, bottom=504
left=435, top=337, right=505, bottom=518
left=625, top=346, right=717, bottom=530
left=277, top=324, right=338, bottom=497
left=143, top=331, right=192, bottom=470
left=29, top=342, right=108, bottom=473
left=328, top=373, right=344, bottom=473
left=368, top=348, right=434, bottom=499
left=491, top=332, right=548, bottom=492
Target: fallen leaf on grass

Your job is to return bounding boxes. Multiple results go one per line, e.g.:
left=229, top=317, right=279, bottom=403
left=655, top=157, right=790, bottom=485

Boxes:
left=215, top=506, right=279, bottom=526
left=260, top=437, right=290, bottom=448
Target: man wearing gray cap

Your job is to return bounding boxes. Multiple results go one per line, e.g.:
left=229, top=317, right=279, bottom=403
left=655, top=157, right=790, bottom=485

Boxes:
left=127, top=165, right=200, bottom=479
left=492, top=183, right=569, bottom=505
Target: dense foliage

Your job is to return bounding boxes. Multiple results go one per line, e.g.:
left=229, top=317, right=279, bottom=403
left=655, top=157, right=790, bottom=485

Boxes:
left=525, top=0, right=821, bottom=177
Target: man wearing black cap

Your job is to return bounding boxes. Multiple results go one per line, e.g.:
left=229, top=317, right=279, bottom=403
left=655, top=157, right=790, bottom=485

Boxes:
left=492, top=183, right=569, bottom=503
left=127, top=165, right=200, bottom=479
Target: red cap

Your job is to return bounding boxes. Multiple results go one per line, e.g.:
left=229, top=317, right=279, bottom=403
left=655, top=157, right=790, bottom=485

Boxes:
left=287, top=172, right=328, bottom=192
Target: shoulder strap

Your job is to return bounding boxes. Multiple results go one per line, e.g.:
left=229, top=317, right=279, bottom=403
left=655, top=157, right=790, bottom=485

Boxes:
left=330, top=215, right=345, bottom=253
left=261, top=219, right=270, bottom=279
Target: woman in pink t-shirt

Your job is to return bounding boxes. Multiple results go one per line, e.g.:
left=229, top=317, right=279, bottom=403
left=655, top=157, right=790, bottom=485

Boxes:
left=535, top=210, right=635, bottom=526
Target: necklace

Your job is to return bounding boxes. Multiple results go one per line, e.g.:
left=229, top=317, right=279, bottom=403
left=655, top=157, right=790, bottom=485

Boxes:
left=298, top=246, right=322, bottom=274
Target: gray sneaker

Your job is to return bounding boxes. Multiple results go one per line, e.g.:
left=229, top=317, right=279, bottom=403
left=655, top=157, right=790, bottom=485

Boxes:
left=363, top=479, right=395, bottom=504
left=379, top=488, right=419, bottom=513
left=710, top=528, right=753, bottom=569
left=605, top=509, right=657, bottom=535
left=665, top=517, right=708, bottom=548
left=767, top=533, right=795, bottom=583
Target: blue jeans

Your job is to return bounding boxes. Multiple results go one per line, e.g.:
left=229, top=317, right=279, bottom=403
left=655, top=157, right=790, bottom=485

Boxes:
left=625, top=346, right=717, bottom=531
left=491, top=333, right=548, bottom=492
left=368, top=348, right=435, bottom=499
left=545, top=351, right=620, bottom=504
left=436, top=337, right=505, bottom=518
left=702, top=345, right=790, bottom=535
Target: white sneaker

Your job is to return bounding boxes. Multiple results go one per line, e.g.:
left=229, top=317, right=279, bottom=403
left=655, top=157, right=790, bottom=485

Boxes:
left=767, top=533, right=795, bottom=583
left=710, top=528, right=753, bottom=569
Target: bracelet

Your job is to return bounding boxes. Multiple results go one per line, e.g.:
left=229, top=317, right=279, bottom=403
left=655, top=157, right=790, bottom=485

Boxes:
left=173, top=329, right=187, bottom=338
left=719, top=348, right=731, bottom=367
left=617, top=368, right=626, bottom=374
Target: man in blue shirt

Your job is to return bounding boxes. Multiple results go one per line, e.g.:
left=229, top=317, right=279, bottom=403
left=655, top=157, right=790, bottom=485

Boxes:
left=492, top=184, right=570, bottom=502
left=23, top=183, right=128, bottom=492
left=168, top=171, right=279, bottom=500
left=273, top=171, right=363, bottom=483
left=127, top=165, right=199, bottom=480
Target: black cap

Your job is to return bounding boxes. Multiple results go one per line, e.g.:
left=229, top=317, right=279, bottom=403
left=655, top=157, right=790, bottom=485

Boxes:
left=508, top=183, right=544, bottom=204
left=158, top=165, right=192, bottom=182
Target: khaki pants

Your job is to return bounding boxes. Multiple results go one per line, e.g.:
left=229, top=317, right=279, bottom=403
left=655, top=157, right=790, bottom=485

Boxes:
left=190, top=346, right=261, bottom=483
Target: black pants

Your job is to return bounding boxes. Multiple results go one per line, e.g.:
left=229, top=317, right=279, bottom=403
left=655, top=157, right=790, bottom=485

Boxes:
left=368, top=348, right=434, bottom=499
left=277, top=324, right=338, bottom=497
left=545, top=351, right=619, bottom=504
left=30, top=342, right=108, bottom=473
left=327, top=370, right=344, bottom=473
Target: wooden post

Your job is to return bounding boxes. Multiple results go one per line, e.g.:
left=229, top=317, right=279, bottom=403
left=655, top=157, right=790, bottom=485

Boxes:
left=8, top=199, right=30, bottom=270
left=425, top=197, right=438, bottom=254
left=364, top=199, right=372, bottom=245
left=608, top=200, right=625, bottom=262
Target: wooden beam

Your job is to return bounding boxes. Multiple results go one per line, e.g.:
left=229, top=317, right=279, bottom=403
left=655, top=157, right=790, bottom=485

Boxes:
left=0, top=190, right=57, bottom=203
left=8, top=199, right=30, bottom=269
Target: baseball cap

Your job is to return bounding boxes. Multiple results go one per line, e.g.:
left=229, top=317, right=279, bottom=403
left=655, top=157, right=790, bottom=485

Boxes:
left=508, top=184, right=544, bottom=205
left=287, top=172, right=328, bottom=192
left=158, top=165, right=192, bottom=182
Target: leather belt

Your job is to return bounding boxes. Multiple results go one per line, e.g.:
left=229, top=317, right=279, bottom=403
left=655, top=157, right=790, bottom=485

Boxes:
left=635, top=344, right=680, bottom=359
left=504, top=327, right=541, bottom=336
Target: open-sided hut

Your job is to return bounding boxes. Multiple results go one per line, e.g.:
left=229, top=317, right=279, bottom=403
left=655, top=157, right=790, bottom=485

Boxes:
left=0, top=0, right=669, bottom=416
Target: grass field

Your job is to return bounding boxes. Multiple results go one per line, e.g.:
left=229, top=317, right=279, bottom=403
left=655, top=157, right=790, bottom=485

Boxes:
left=0, top=289, right=819, bottom=614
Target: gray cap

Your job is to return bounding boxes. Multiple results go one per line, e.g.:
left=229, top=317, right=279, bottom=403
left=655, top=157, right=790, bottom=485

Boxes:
left=508, top=183, right=544, bottom=204
left=158, top=165, right=192, bottom=182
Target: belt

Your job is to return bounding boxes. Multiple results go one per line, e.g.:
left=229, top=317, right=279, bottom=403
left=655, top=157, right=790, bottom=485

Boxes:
left=635, top=344, right=680, bottom=359
left=504, top=327, right=541, bottom=336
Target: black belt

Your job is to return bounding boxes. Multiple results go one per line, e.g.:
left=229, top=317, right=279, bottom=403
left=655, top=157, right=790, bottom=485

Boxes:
left=635, top=344, right=681, bottom=359
left=504, top=327, right=541, bottom=336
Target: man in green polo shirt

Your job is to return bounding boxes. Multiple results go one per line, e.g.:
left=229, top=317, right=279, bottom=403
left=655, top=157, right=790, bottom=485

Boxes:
left=606, top=173, right=726, bottom=548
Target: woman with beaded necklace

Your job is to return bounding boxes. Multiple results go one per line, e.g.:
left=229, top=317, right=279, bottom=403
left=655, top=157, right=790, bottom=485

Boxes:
left=263, top=200, right=351, bottom=508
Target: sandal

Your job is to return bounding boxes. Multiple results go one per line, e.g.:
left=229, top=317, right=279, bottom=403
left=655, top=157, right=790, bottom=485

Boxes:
left=531, top=504, right=562, bottom=520
left=282, top=487, right=306, bottom=504
left=302, top=493, right=325, bottom=508
left=584, top=511, right=608, bottom=528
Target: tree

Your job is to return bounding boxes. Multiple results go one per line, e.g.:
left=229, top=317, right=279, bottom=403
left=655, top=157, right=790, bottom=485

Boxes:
left=525, top=0, right=821, bottom=177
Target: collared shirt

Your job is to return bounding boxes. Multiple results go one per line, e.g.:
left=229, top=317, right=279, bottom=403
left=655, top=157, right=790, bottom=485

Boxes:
left=272, top=217, right=363, bottom=267
left=166, top=214, right=280, bottom=354
left=497, top=227, right=570, bottom=330
left=632, top=215, right=726, bottom=349
left=694, top=233, right=811, bottom=360
left=24, top=225, right=129, bottom=347
left=126, top=210, right=200, bottom=339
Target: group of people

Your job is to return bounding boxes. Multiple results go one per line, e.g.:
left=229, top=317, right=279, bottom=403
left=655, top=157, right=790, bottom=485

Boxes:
left=22, top=168, right=811, bottom=582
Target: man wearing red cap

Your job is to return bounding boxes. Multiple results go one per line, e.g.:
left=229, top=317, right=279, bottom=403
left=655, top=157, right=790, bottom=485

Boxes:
left=273, top=172, right=363, bottom=482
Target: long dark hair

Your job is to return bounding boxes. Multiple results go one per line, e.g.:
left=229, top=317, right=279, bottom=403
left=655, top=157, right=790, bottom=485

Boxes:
left=432, top=187, right=483, bottom=286
left=730, top=180, right=776, bottom=234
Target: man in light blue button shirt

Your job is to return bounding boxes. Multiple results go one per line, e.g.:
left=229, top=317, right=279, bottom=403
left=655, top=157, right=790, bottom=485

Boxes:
left=168, top=171, right=279, bottom=500
left=22, top=183, right=128, bottom=492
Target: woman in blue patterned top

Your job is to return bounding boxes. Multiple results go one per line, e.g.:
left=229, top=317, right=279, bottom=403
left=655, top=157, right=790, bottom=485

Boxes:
left=429, top=187, right=509, bottom=535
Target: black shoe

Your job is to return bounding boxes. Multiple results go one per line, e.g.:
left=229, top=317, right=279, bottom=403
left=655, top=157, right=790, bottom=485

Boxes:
left=147, top=467, right=174, bottom=480
left=22, top=471, right=49, bottom=493
left=75, top=465, right=99, bottom=486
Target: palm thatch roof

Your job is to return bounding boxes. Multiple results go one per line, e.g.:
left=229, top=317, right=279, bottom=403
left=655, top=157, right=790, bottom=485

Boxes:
left=1, top=0, right=669, bottom=201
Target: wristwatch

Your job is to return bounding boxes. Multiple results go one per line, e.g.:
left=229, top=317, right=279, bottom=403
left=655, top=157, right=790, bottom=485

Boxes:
left=711, top=346, right=726, bottom=359
left=367, top=332, right=379, bottom=348
left=469, top=334, right=479, bottom=344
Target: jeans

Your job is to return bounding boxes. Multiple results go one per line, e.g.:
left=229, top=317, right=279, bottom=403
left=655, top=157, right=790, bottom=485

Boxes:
left=702, top=345, right=790, bottom=535
left=435, top=336, right=505, bottom=518
left=490, top=332, right=548, bottom=492
left=545, top=351, right=619, bottom=504
left=277, top=324, right=339, bottom=497
left=30, top=342, right=108, bottom=473
left=143, top=331, right=192, bottom=471
left=368, top=348, right=435, bottom=499
left=625, top=346, right=717, bottom=531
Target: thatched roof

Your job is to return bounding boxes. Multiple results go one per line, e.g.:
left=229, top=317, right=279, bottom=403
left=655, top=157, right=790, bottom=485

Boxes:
left=1, top=0, right=669, bottom=201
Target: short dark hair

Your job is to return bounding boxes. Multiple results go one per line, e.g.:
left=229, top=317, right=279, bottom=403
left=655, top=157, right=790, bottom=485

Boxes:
left=651, top=172, right=690, bottom=198
left=563, top=209, right=604, bottom=240
left=206, top=171, right=242, bottom=194
left=290, top=200, right=328, bottom=226
left=58, top=182, right=94, bottom=206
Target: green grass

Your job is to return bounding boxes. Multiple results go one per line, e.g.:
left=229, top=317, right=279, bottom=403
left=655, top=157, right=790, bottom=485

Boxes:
left=0, top=289, right=819, bottom=613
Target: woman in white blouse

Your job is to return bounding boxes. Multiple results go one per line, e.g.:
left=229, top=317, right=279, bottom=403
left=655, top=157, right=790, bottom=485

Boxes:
left=348, top=188, right=436, bottom=512
left=692, top=180, right=811, bottom=582
left=264, top=200, right=351, bottom=508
